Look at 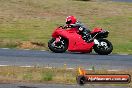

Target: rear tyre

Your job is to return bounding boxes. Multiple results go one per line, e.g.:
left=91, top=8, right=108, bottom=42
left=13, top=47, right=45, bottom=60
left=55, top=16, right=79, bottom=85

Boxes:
left=93, top=39, right=113, bottom=55
left=48, top=38, right=68, bottom=53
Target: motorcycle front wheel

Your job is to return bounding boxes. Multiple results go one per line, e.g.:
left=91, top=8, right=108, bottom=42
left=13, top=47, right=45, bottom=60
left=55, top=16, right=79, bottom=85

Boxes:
left=93, top=39, right=113, bottom=55
left=48, top=38, right=68, bottom=53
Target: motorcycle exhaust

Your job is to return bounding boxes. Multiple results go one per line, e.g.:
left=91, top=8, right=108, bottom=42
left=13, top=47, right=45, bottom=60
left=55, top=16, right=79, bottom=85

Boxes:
left=92, top=33, right=100, bottom=46
left=94, top=39, right=100, bottom=45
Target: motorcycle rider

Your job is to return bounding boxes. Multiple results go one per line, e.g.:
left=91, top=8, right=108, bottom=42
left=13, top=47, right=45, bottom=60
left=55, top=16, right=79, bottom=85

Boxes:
left=65, top=16, right=93, bottom=43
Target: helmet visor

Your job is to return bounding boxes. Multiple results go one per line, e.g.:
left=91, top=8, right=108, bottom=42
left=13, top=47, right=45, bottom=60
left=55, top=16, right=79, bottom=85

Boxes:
left=66, top=20, right=72, bottom=24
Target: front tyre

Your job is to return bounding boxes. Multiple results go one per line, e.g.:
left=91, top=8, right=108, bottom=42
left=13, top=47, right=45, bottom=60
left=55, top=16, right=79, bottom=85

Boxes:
left=94, top=39, right=113, bottom=55
left=48, top=38, right=68, bottom=53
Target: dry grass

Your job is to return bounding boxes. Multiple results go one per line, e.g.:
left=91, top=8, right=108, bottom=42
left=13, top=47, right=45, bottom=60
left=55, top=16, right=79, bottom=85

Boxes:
left=0, top=66, right=77, bottom=84
left=0, top=66, right=131, bottom=87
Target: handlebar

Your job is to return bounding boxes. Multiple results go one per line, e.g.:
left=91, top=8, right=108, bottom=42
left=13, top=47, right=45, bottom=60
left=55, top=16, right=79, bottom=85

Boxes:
left=58, top=26, right=64, bottom=28
left=58, top=25, right=71, bottom=29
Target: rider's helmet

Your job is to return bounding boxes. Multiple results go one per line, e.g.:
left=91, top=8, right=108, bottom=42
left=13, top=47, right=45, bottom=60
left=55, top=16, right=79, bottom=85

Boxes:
left=66, top=16, right=77, bottom=24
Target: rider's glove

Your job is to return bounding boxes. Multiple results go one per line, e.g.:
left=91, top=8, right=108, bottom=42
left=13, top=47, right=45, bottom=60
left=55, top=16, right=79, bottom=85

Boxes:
left=79, top=27, right=83, bottom=31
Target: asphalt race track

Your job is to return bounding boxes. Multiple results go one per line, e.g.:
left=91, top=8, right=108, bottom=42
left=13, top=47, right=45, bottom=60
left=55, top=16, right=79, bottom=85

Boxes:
left=0, top=49, right=132, bottom=70
left=0, top=49, right=131, bottom=88
left=112, top=0, right=132, bottom=2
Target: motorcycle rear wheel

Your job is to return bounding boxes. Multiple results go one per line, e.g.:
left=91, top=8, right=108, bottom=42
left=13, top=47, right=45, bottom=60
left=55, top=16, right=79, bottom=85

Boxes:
left=93, top=39, right=113, bottom=55
left=48, top=38, right=68, bottom=53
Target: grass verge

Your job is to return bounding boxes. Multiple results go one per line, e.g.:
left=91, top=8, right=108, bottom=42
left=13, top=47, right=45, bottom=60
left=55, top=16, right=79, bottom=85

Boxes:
left=0, top=66, right=131, bottom=87
left=0, top=66, right=77, bottom=84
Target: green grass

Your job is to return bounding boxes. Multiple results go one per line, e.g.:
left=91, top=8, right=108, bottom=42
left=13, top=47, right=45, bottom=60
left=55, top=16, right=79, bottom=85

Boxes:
left=41, top=71, right=53, bottom=81
left=0, top=0, right=132, bottom=54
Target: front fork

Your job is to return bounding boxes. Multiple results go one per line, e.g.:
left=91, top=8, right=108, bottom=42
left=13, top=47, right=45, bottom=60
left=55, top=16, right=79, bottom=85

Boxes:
left=51, top=37, right=61, bottom=48
left=53, top=36, right=65, bottom=48
left=55, top=36, right=61, bottom=43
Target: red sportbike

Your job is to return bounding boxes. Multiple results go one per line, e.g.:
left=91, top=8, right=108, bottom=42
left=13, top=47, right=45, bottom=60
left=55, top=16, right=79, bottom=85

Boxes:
left=48, top=26, right=113, bottom=55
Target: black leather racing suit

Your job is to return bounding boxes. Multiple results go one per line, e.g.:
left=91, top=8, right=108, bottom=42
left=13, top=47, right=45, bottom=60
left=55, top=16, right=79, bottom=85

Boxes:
left=69, top=21, right=93, bottom=43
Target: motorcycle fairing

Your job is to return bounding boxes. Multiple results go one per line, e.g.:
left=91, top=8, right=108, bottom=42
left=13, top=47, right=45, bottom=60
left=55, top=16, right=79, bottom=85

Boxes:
left=52, top=27, right=94, bottom=53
